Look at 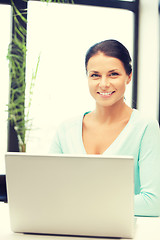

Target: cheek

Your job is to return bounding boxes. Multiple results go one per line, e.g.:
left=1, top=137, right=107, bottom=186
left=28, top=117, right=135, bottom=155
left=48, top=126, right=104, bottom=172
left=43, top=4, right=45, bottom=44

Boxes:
left=113, top=79, right=127, bottom=91
left=88, top=80, right=97, bottom=96
left=88, top=80, right=94, bottom=90
left=118, top=83, right=126, bottom=93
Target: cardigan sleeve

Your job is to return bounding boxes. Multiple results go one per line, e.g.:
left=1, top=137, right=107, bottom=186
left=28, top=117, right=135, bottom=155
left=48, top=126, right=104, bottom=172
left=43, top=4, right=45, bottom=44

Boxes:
left=49, top=128, right=63, bottom=154
left=134, top=119, right=160, bottom=216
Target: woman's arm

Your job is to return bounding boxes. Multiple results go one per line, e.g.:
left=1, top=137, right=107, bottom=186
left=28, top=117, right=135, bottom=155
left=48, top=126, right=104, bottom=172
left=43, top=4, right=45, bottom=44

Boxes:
left=49, top=129, right=63, bottom=154
left=134, top=120, right=160, bottom=216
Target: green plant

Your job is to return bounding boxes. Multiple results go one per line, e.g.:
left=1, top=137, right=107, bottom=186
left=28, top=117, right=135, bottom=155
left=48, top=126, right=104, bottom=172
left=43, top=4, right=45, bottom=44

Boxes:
left=7, top=0, right=73, bottom=152
left=7, top=0, right=40, bottom=152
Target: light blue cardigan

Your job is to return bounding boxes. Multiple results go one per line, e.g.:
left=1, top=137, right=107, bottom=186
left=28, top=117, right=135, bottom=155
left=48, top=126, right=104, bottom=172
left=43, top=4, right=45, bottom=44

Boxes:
left=50, top=109, right=160, bottom=216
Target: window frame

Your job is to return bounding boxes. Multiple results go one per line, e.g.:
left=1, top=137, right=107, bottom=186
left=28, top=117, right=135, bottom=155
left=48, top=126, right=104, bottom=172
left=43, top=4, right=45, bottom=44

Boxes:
left=0, top=0, right=140, bottom=152
left=159, top=0, right=160, bottom=124
left=0, top=0, right=11, bottom=4
left=0, top=0, right=28, bottom=203
left=0, top=0, right=139, bottom=203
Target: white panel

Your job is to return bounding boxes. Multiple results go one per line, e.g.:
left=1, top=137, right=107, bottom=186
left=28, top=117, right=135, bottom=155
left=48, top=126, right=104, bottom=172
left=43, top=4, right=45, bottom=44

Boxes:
left=137, top=0, right=159, bottom=119
left=26, top=2, right=134, bottom=153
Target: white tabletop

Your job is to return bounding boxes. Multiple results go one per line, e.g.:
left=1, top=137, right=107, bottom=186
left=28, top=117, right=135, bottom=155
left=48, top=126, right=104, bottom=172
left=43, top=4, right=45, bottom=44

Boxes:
left=1, top=203, right=160, bottom=240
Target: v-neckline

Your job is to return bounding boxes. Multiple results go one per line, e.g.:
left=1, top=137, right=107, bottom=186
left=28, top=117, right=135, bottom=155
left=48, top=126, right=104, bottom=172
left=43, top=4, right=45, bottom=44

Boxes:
left=80, top=109, right=136, bottom=155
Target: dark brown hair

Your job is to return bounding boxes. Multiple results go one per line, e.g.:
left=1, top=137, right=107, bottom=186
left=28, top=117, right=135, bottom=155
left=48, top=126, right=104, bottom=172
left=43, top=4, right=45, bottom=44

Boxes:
left=85, top=39, right=132, bottom=75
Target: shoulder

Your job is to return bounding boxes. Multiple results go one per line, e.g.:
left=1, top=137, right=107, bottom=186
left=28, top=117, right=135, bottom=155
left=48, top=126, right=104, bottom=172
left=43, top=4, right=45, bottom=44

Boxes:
left=132, top=109, right=159, bottom=128
left=131, top=109, right=160, bottom=140
left=49, top=114, right=84, bottom=154
left=55, top=112, right=86, bottom=135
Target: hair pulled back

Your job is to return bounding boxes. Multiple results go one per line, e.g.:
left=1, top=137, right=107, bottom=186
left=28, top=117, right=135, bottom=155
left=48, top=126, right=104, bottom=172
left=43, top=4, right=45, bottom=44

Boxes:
left=85, top=39, right=132, bottom=76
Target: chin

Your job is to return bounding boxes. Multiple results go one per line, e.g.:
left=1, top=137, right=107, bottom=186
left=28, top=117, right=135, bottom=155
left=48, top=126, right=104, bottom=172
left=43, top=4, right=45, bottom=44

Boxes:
left=97, top=101, right=115, bottom=108
left=96, top=99, right=124, bottom=108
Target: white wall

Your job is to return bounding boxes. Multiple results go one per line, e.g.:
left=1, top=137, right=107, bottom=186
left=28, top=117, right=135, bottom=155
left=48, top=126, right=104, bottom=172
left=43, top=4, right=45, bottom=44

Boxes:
left=25, top=2, right=134, bottom=153
left=137, top=0, right=159, bottom=119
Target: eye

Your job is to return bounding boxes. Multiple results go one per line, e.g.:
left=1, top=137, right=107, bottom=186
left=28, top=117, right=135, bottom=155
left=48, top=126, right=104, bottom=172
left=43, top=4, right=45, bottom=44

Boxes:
left=89, top=73, right=101, bottom=79
left=91, top=73, right=100, bottom=78
left=109, top=72, right=119, bottom=77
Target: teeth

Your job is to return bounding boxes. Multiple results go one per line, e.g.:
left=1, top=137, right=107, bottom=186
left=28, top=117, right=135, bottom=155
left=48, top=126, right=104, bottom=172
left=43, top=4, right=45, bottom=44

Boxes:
left=99, top=92, right=113, bottom=96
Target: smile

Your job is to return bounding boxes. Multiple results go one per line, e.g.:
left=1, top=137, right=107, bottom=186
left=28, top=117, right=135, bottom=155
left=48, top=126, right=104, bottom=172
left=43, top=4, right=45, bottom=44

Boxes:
left=98, top=91, right=115, bottom=96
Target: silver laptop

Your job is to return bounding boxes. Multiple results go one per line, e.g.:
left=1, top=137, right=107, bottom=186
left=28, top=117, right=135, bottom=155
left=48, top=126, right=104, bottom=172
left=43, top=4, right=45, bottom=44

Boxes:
left=5, top=153, right=135, bottom=239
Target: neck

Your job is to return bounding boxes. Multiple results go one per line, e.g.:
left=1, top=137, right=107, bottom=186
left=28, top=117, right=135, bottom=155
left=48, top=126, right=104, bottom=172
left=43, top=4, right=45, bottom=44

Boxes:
left=94, top=101, right=131, bottom=124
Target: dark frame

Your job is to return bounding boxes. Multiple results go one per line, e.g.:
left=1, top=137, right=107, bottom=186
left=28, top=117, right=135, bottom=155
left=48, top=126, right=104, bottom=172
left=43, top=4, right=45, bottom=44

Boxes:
left=7, top=0, right=28, bottom=153
left=0, top=0, right=139, bottom=202
left=0, top=0, right=28, bottom=202
left=0, top=0, right=10, bottom=4
left=159, top=0, right=160, bottom=124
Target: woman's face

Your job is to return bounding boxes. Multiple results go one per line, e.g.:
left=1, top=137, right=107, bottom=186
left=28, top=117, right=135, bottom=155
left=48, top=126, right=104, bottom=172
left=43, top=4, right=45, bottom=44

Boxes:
left=86, top=53, right=132, bottom=108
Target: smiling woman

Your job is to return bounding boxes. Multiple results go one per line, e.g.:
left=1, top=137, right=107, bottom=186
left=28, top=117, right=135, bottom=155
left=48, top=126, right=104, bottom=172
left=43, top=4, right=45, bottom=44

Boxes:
left=87, top=55, right=131, bottom=104
left=86, top=40, right=132, bottom=109
left=49, top=39, right=160, bottom=217
left=50, top=40, right=134, bottom=155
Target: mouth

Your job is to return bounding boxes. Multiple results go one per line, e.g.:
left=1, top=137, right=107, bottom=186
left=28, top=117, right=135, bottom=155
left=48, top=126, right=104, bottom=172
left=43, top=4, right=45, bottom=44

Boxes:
left=97, top=91, right=115, bottom=96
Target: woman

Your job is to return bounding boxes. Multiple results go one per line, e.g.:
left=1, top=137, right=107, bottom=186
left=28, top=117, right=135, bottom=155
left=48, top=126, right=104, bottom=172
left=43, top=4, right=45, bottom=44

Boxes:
left=50, top=39, right=160, bottom=216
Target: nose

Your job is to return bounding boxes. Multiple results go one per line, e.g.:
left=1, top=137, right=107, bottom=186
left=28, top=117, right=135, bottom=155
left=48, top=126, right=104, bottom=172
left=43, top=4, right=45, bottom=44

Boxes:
left=99, top=76, right=110, bottom=89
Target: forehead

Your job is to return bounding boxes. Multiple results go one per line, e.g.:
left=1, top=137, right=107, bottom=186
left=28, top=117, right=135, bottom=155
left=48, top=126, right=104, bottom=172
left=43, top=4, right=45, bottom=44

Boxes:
left=87, top=53, right=125, bottom=72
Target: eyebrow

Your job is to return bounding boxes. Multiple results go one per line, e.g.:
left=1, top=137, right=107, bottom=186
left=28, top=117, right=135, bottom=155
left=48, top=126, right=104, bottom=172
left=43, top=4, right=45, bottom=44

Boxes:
left=88, top=69, right=119, bottom=73
left=108, top=69, right=119, bottom=73
left=88, top=70, right=99, bottom=73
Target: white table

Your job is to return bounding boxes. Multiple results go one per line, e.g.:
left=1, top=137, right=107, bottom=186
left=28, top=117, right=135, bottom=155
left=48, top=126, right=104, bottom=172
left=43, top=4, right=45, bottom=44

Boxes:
left=1, top=203, right=160, bottom=240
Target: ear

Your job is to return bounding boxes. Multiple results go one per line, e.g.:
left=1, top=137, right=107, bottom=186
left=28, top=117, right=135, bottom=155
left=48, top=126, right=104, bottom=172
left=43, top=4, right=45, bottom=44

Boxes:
left=126, top=72, right=132, bottom=84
